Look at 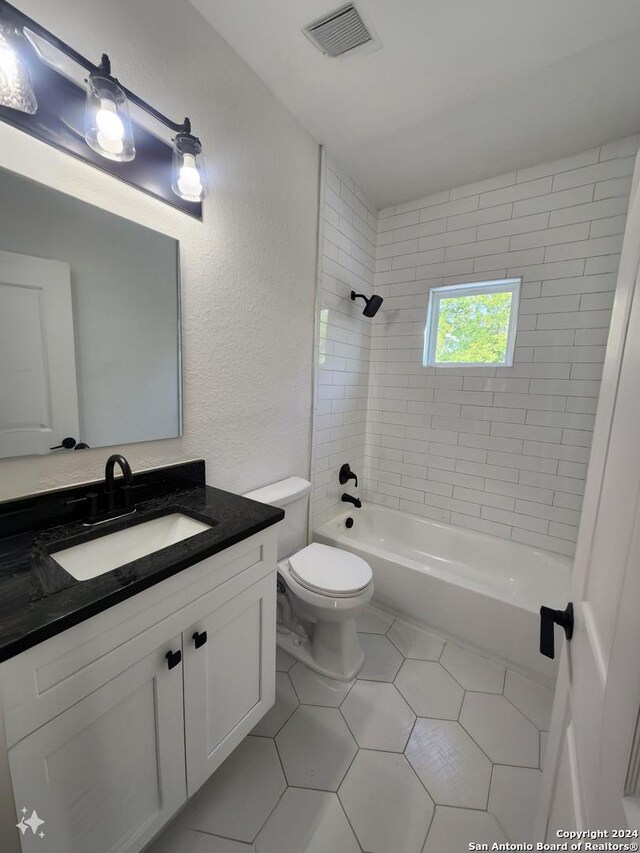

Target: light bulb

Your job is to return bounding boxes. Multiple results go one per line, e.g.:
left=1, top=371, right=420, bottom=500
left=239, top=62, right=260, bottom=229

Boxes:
left=94, top=98, right=124, bottom=155
left=172, top=132, right=205, bottom=203
left=96, top=98, right=124, bottom=140
left=0, top=24, right=37, bottom=114
left=177, top=153, right=203, bottom=200
left=84, top=74, right=135, bottom=162
left=0, top=39, right=18, bottom=83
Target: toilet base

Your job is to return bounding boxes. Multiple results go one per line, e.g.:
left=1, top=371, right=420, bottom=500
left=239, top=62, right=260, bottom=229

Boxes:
left=277, top=619, right=365, bottom=681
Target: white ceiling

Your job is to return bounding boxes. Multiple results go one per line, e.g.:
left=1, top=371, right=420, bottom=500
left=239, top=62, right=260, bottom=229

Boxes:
left=189, top=0, right=640, bottom=209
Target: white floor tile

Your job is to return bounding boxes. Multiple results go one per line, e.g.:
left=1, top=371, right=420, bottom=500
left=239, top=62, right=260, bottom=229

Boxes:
left=489, top=765, right=543, bottom=843
left=422, top=806, right=507, bottom=853
left=188, top=736, right=285, bottom=843
left=405, top=719, right=492, bottom=809
left=289, top=662, right=354, bottom=707
left=251, top=672, right=299, bottom=737
left=357, top=633, right=404, bottom=681
left=255, top=788, right=359, bottom=853
left=339, top=750, right=433, bottom=853
left=460, top=693, right=540, bottom=767
left=395, top=660, right=464, bottom=719
left=276, top=705, right=357, bottom=790
left=387, top=619, right=445, bottom=660
left=356, top=605, right=395, bottom=634
left=504, top=670, right=554, bottom=730
left=341, top=681, right=416, bottom=751
left=276, top=647, right=296, bottom=672
left=440, top=642, right=505, bottom=693
left=156, top=615, right=556, bottom=853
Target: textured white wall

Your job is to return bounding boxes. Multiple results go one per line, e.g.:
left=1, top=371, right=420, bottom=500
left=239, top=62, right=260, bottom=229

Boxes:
left=0, top=0, right=319, bottom=501
left=366, top=137, right=638, bottom=556
left=311, top=156, right=377, bottom=526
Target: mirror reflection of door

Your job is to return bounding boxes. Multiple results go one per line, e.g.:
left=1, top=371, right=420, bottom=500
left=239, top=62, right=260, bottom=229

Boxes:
left=0, top=166, right=182, bottom=459
left=0, top=249, right=79, bottom=458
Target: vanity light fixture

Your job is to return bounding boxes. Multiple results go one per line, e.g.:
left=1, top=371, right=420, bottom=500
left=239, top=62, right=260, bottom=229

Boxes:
left=0, top=1, right=205, bottom=214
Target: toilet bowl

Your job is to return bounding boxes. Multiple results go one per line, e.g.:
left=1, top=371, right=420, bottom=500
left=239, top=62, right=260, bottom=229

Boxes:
left=243, top=477, right=374, bottom=681
left=277, top=542, right=373, bottom=680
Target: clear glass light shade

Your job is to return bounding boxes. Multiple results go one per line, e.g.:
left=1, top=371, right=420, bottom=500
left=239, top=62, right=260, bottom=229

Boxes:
left=84, top=74, right=135, bottom=162
left=0, top=22, right=37, bottom=114
left=171, top=134, right=204, bottom=203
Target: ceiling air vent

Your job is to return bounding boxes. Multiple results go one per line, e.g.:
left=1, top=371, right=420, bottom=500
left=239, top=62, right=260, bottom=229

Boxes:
left=303, top=4, right=373, bottom=57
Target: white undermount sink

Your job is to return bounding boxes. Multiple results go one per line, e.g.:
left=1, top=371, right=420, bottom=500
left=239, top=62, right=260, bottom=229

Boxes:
left=51, top=513, right=214, bottom=581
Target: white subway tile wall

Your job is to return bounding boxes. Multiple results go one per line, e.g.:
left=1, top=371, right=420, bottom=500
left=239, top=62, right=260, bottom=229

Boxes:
left=311, top=157, right=378, bottom=525
left=365, top=137, right=638, bottom=556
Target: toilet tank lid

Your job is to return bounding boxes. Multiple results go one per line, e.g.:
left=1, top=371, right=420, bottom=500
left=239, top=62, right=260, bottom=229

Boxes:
left=243, top=476, right=312, bottom=507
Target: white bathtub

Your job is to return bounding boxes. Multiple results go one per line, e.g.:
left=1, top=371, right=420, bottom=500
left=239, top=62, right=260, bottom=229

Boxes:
left=315, top=504, right=572, bottom=684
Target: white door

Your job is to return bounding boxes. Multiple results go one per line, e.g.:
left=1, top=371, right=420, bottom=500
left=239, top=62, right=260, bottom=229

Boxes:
left=535, top=152, right=640, bottom=835
left=183, top=575, right=276, bottom=796
left=0, top=250, right=79, bottom=458
left=7, top=637, right=187, bottom=853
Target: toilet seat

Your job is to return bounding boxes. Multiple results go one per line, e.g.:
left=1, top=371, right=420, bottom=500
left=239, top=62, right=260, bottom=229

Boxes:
left=288, top=543, right=372, bottom=598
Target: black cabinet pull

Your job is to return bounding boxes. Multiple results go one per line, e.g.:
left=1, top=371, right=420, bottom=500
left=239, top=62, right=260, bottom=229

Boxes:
left=539, top=602, right=574, bottom=659
left=193, top=631, right=208, bottom=649
left=165, top=649, right=182, bottom=670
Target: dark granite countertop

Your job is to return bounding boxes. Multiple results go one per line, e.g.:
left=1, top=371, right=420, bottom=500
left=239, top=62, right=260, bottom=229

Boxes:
left=0, top=461, right=283, bottom=662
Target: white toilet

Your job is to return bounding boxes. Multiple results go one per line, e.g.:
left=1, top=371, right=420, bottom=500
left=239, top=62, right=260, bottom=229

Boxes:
left=244, top=477, right=373, bottom=681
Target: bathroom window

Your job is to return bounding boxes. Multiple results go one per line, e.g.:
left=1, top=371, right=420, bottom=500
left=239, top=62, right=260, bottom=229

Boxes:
left=423, top=278, right=520, bottom=367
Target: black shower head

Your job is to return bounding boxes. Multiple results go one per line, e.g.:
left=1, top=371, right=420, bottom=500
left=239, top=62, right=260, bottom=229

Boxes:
left=351, top=290, right=384, bottom=318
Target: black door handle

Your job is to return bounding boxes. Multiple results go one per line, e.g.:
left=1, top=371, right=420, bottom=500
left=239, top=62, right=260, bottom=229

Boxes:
left=193, top=631, right=207, bottom=649
left=540, top=602, right=574, bottom=658
left=50, top=437, right=77, bottom=450
left=166, top=649, right=182, bottom=670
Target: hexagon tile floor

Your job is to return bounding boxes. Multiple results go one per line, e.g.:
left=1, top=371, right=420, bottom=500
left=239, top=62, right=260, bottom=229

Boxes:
left=145, top=605, right=553, bottom=853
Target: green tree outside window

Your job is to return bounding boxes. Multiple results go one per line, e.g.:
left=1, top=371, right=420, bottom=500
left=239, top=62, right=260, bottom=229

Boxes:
left=435, top=291, right=513, bottom=364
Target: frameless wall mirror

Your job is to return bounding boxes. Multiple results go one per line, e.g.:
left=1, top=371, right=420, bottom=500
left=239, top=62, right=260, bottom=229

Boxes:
left=0, top=166, right=182, bottom=459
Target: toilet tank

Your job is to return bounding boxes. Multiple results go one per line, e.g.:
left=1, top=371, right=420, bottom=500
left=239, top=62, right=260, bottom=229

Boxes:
left=243, top=477, right=312, bottom=560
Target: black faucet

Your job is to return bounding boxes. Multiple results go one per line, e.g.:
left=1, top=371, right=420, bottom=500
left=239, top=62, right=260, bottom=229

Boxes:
left=342, top=493, right=362, bottom=509
left=65, top=454, right=138, bottom=524
left=105, top=454, right=134, bottom=511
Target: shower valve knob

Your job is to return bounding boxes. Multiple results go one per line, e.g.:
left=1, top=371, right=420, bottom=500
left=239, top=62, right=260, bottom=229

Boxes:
left=339, top=463, right=358, bottom=487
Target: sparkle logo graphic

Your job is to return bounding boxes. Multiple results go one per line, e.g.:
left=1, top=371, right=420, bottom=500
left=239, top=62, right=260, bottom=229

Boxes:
left=16, top=806, right=45, bottom=839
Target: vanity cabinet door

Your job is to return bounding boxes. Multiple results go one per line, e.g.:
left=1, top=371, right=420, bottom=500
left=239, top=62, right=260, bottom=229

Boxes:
left=183, top=573, right=276, bottom=795
left=8, top=636, right=186, bottom=853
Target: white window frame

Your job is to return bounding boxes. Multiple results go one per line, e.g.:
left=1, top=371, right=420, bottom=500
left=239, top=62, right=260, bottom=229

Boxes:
left=423, top=277, right=521, bottom=368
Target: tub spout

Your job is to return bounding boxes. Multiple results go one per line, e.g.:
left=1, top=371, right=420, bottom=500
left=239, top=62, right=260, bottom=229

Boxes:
left=342, top=493, right=361, bottom=509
